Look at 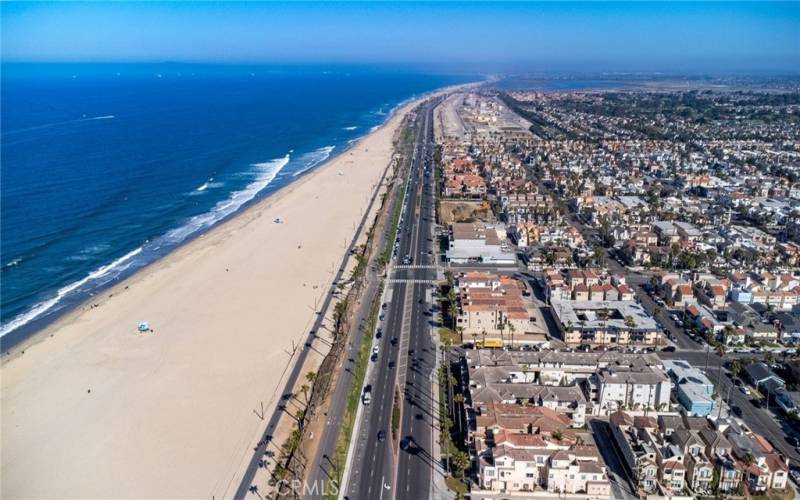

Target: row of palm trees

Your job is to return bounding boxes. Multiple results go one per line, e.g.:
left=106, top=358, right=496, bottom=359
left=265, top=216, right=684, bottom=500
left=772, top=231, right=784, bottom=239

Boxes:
left=464, top=321, right=519, bottom=347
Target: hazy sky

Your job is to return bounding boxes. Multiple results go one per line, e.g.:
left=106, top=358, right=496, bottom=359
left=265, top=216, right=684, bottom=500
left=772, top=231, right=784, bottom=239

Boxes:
left=2, top=2, right=799, bottom=73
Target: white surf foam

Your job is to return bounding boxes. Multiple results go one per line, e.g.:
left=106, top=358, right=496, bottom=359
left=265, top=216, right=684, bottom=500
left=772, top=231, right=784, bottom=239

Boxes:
left=0, top=153, right=291, bottom=337
left=3, top=258, right=22, bottom=269
left=161, top=154, right=290, bottom=244
left=292, top=146, right=335, bottom=177
left=188, top=179, right=224, bottom=196
left=0, top=247, right=143, bottom=337
left=343, top=126, right=358, bottom=131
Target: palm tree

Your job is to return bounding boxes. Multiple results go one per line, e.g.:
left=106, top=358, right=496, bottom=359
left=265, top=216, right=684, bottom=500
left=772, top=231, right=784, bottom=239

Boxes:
left=449, top=301, right=459, bottom=330
left=598, top=308, right=609, bottom=327
left=457, top=326, right=464, bottom=344
left=508, top=322, right=516, bottom=348
left=300, top=384, right=310, bottom=404
left=451, top=450, right=470, bottom=479
left=716, top=343, right=727, bottom=416
left=305, top=371, right=317, bottom=385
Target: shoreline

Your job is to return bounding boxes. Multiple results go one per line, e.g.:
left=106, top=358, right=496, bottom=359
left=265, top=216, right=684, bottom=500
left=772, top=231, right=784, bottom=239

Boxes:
left=0, top=91, right=429, bottom=499
left=0, top=89, right=426, bottom=359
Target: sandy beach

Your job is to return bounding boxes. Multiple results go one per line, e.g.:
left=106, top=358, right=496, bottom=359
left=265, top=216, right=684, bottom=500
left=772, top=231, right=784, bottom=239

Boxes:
left=1, top=98, right=419, bottom=499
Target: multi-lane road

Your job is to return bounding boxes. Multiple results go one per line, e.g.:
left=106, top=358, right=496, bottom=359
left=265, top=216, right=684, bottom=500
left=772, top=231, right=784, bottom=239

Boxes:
left=308, top=97, right=442, bottom=500
left=394, top=98, right=440, bottom=500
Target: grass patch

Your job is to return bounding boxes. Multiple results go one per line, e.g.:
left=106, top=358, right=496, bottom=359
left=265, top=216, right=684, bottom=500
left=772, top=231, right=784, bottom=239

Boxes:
left=439, top=327, right=460, bottom=347
left=753, top=488, right=796, bottom=500
left=380, top=184, right=406, bottom=266
left=326, top=294, right=381, bottom=499
left=391, top=389, right=401, bottom=438
left=445, top=476, right=468, bottom=496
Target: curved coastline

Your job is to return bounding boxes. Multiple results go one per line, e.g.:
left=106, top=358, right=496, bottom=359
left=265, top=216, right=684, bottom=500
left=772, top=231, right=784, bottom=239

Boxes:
left=0, top=88, right=437, bottom=499
left=0, top=88, right=427, bottom=356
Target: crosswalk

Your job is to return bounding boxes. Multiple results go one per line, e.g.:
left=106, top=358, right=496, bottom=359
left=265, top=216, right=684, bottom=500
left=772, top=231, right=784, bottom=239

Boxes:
left=387, top=279, right=438, bottom=284
left=393, top=264, right=438, bottom=269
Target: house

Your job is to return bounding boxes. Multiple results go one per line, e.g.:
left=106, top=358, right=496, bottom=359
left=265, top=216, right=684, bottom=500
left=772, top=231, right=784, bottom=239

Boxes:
left=447, top=222, right=516, bottom=265
left=479, top=445, right=543, bottom=492
left=594, top=368, right=671, bottom=413
left=744, top=362, right=785, bottom=392
left=698, top=429, right=742, bottom=493
left=728, top=432, right=789, bottom=493
left=456, top=273, right=546, bottom=346
left=669, top=430, right=713, bottom=494
left=550, top=300, right=663, bottom=347
left=609, top=411, right=660, bottom=493
left=545, top=447, right=611, bottom=497
left=774, top=388, right=800, bottom=415
left=663, top=360, right=715, bottom=417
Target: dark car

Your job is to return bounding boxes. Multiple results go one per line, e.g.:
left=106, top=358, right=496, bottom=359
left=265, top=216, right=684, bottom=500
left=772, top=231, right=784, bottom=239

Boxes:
left=751, top=398, right=763, bottom=408
left=377, top=430, right=386, bottom=442
left=787, top=436, right=800, bottom=447
left=661, top=346, right=676, bottom=352
left=731, top=405, right=742, bottom=417
left=390, top=337, right=398, bottom=346
left=375, top=329, right=382, bottom=339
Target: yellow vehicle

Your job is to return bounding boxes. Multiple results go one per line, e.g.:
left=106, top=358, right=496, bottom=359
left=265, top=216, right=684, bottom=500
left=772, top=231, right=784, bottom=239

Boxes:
left=476, top=339, right=503, bottom=348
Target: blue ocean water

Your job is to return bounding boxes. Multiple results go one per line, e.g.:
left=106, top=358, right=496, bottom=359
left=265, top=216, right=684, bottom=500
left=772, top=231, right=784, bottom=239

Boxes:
left=1, top=63, right=470, bottom=346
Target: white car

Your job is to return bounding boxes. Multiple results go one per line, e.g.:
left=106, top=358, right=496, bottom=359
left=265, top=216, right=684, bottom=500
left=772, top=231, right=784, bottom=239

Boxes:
left=372, top=345, right=380, bottom=355
left=740, top=386, right=751, bottom=396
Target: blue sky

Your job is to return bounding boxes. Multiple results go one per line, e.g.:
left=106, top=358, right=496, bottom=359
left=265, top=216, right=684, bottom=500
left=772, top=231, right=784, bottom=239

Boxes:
left=2, top=2, right=798, bottom=73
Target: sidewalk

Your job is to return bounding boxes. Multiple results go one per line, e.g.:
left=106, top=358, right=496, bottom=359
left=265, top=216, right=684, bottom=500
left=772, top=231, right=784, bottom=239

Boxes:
left=430, top=292, right=456, bottom=500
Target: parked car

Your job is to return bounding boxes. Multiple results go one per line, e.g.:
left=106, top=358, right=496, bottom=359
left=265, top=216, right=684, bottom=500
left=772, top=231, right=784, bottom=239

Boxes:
left=790, top=467, right=800, bottom=485
left=731, top=405, right=742, bottom=417
left=362, top=385, right=372, bottom=405
left=786, top=436, right=800, bottom=447
left=661, top=346, right=676, bottom=352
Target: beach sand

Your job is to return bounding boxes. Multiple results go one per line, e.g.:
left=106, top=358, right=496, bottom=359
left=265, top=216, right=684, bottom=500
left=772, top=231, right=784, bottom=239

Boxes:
left=1, top=99, right=419, bottom=499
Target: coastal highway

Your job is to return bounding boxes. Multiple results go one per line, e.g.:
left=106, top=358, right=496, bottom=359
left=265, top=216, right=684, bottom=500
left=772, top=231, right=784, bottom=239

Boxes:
left=341, top=97, right=441, bottom=500
left=394, top=97, right=440, bottom=500
left=232, top=101, right=401, bottom=500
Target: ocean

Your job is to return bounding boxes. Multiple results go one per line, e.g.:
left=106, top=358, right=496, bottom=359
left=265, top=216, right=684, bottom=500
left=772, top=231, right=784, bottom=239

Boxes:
left=0, top=63, right=470, bottom=348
